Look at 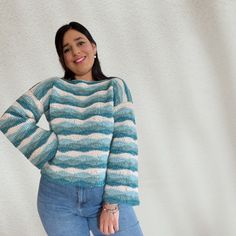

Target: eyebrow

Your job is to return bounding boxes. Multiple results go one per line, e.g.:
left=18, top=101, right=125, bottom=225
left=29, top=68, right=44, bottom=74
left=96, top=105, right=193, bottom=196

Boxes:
left=63, top=37, right=84, bottom=48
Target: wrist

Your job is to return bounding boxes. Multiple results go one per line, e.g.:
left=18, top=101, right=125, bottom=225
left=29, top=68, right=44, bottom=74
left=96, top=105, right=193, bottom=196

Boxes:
left=102, top=202, right=118, bottom=209
left=102, top=203, right=119, bottom=215
left=103, top=202, right=118, bottom=206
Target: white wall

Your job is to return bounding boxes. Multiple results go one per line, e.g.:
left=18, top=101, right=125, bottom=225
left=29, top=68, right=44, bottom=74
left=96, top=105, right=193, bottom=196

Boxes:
left=0, top=1, right=236, bottom=235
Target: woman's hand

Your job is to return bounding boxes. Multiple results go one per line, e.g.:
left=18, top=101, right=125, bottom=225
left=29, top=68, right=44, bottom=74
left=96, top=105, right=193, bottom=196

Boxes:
left=99, top=203, right=119, bottom=235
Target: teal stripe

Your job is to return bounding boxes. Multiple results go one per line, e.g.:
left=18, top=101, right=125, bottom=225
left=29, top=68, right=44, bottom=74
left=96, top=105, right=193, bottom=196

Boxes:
left=103, top=188, right=140, bottom=206
left=52, top=160, right=107, bottom=169
left=50, top=104, right=113, bottom=120
left=112, top=79, right=124, bottom=106
left=107, top=158, right=138, bottom=172
left=114, top=107, right=135, bottom=123
left=110, top=141, right=138, bottom=155
left=122, top=79, right=133, bottom=102
left=58, top=138, right=111, bottom=152
left=113, top=125, right=137, bottom=139
left=55, top=121, right=113, bottom=135
left=5, top=104, right=31, bottom=120
left=52, top=154, right=108, bottom=169
left=106, top=173, right=138, bottom=188
left=41, top=169, right=106, bottom=187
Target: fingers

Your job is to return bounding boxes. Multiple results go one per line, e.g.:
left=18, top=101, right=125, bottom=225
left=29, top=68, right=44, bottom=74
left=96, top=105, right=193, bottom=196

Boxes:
left=113, top=211, right=119, bottom=232
left=99, top=211, right=119, bottom=235
left=100, top=224, right=116, bottom=235
left=109, top=224, right=115, bottom=234
left=100, top=220, right=116, bottom=235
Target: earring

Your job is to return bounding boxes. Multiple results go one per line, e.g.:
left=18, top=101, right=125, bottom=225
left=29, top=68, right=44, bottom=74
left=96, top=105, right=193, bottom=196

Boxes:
left=94, top=55, right=96, bottom=58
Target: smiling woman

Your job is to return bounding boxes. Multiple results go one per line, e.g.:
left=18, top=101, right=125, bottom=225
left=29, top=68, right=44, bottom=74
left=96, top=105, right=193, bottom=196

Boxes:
left=62, top=29, right=97, bottom=81
left=0, top=21, right=143, bottom=236
left=55, top=21, right=108, bottom=83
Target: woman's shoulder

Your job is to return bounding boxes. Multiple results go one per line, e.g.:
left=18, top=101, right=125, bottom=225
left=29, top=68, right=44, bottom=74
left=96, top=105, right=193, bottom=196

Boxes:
left=109, top=76, right=129, bottom=88
left=110, top=76, right=133, bottom=104
left=28, top=76, right=60, bottom=94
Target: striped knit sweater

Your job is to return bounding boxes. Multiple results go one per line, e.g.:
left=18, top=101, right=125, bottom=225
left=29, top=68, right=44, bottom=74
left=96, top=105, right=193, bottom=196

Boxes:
left=0, top=77, right=140, bottom=206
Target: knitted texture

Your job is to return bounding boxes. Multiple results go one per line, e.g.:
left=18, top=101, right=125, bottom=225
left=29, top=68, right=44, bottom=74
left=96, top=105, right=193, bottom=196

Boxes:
left=0, top=77, right=140, bottom=206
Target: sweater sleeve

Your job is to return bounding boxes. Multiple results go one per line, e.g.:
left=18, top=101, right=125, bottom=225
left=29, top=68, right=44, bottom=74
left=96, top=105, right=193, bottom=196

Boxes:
left=0, top=78, right=58, bottom=169
left=102, top=78, right=140, bottom=206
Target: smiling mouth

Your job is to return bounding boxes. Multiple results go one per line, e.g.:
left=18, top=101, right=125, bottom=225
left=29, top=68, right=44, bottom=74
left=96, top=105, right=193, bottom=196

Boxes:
left=74, top=57, right=86, bottom=64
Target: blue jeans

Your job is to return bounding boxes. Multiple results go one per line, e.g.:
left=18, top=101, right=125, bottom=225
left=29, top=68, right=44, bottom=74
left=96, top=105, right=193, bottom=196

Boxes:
left=37, top=175, right=144, bottom=236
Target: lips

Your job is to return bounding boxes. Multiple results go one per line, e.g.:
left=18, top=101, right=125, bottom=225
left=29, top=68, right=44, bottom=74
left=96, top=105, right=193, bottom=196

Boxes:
left=74, top=56, right=86, bottom=64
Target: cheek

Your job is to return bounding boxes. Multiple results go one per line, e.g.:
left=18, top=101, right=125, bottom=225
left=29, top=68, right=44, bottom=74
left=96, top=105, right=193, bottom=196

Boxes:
left=83, top=45, right=94, bottom=55
left=63, top=54, right=72, bottom=65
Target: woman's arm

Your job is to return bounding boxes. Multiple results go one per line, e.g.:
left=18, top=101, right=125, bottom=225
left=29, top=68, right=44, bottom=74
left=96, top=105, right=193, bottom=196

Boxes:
left=0, top=78, right=58, bottom=169
left=102, top=78, right=140, bottom=206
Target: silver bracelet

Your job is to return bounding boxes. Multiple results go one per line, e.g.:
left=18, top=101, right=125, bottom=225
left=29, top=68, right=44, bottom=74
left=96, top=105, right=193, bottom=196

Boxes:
left=102, top=205, right=119, bottom=215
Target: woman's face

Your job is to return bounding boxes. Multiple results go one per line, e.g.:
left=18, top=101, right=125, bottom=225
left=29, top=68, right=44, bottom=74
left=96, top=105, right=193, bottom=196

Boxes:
left=62, top=29, right=97, bottom=80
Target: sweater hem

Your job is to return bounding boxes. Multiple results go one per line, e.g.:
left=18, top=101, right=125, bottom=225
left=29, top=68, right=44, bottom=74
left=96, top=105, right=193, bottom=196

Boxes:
left=40, top=172, right=106, bottom=188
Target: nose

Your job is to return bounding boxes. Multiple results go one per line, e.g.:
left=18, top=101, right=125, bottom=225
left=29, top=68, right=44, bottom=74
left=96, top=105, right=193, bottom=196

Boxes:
left=72, top=46, right=80, bottom=56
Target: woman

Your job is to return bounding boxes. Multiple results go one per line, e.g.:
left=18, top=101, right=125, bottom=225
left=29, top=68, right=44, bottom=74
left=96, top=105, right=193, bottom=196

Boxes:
left=0, top=21, right=143, bottom=236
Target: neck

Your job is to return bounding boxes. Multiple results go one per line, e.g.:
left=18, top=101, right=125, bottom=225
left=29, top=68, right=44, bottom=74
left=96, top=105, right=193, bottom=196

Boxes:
left=74, top=72, right=94, bottom=81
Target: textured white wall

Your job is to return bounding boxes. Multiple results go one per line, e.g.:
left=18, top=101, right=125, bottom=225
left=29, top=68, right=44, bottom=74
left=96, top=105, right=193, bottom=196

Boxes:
left=0, top=0, right=236, bottom=235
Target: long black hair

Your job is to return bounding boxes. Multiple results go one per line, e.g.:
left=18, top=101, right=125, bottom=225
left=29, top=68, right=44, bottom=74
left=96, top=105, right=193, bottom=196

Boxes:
left=55, top=21, right=112, bottom=81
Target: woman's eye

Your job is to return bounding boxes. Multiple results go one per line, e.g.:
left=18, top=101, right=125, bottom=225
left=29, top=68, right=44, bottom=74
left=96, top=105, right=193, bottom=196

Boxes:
left=78, top=41, right=85, bottom=46
left=63, top=48, right=70, bottom=53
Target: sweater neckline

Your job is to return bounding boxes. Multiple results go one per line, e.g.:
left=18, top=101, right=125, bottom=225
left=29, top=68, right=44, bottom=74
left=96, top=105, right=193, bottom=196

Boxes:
left=60, top=77, right=111, bottom=84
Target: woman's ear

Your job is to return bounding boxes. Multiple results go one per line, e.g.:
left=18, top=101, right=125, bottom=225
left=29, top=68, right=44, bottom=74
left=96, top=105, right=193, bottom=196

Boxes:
left=92, top=43, right=97, bottom=56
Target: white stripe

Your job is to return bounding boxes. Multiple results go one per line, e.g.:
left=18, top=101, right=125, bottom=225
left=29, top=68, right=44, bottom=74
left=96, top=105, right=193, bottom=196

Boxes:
left=51, top=115, right=113, bottom=125
left=107, top=168, right=138, bottom=176
left=0, top=113, right=14, bottom=122
left=108, top=153, right=138, bottom=160
left=114, top=101, right=133, bottom=111
left=44, top=164, right=106, bottom=175
left=114, top=119, right=135, bottom=127
left=58, top=133, right=112, bottom=140
left=105, top=185, right=138, bottom=192
left=111, top=136, right=137, bottom=144
left=56, top=149, right=108, bottom=156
